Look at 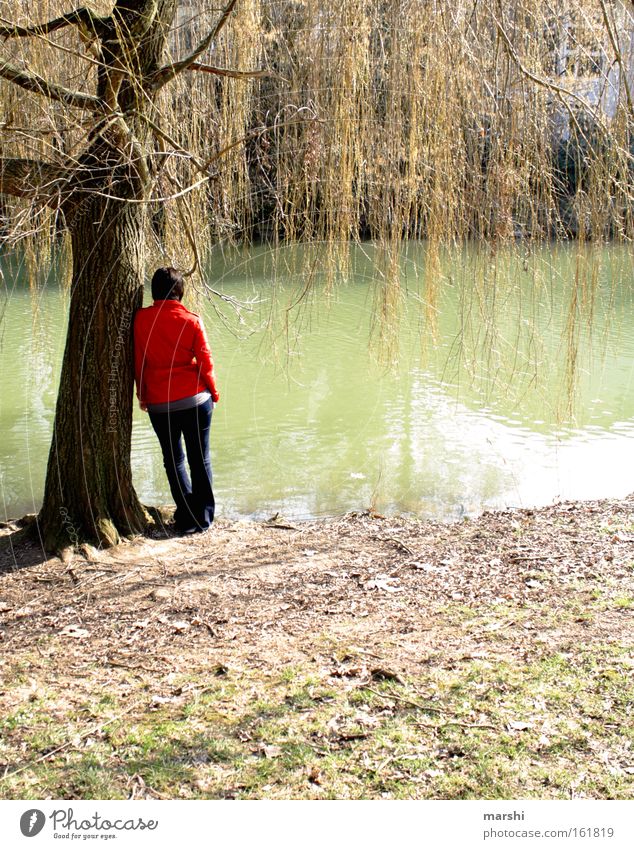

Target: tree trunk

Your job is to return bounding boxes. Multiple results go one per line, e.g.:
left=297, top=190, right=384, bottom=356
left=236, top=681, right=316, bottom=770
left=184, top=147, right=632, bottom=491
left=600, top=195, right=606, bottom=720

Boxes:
left=33, top=0, right=180, bottom=549
left=38, top=196, right=149, bottom=549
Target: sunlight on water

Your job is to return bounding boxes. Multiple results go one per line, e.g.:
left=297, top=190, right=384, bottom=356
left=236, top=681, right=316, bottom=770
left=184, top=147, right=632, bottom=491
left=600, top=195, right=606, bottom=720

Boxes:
left=1, top=243, right=633, bottom=521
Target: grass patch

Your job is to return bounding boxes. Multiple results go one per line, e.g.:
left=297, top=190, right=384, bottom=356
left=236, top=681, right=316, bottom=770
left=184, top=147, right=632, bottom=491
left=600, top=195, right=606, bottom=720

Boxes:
left=1, top=637, right=633, bottom=800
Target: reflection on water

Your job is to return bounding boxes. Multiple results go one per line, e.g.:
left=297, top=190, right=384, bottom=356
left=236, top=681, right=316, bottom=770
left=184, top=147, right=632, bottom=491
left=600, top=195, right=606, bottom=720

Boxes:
left=1, top=242, right=633, bottom=521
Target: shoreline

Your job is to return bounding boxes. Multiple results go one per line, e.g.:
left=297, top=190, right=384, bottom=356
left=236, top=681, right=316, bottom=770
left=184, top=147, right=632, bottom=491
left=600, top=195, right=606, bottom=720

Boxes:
left=2, top=489, right=634, bottom=546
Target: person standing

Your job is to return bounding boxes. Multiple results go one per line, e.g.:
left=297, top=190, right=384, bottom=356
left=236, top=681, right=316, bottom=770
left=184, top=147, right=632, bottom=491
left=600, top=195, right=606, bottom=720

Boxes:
left=134, top=267, right=219, bottom=534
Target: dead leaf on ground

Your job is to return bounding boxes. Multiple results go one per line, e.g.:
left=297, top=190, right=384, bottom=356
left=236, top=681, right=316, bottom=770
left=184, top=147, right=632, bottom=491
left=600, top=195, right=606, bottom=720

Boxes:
left=59, top=625, right=89, bottom=638
left=370, top=667, right=404, bottom=684
left=257, top=744, right=282, bottom=759
left=332, top=664, right=367, bottom=678
left=363, top=578, right=402, bottom=593
left=149, top=588, right=171, bottom=601
left=150, top=694, right=179, bottom=708
left=307, top=766, right=322, bottom=784
left=507, top=720, right=532, bottom=731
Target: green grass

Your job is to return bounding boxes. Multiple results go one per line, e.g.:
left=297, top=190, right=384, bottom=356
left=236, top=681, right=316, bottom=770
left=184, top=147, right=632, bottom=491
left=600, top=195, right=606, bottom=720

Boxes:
left=1, top=636, right=633, bottom=800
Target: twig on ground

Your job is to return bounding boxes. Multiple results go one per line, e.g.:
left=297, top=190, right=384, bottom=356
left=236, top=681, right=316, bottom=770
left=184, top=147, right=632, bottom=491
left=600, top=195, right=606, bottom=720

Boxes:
left=364, top=685, right=496, bottom=731
left=510, top=554, right=565, bottom=562
left=106, top=658, right=164, bottom=673
left=415, top=719, right=497, bottom=730
left=371, top=534, right=414, bottom=555
left=362, top=685, right=443, bottom=713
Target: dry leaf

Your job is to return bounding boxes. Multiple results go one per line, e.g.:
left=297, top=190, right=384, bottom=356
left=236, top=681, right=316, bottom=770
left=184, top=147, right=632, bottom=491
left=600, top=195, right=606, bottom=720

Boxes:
left=364, top=578, right=402, bottom=593
left=353, top=711, right=380, bottom=728
left=150, top=695, right=177, bottom=707
left=259, top=744, right=282, bottom=759
left=370, top=667, right=404, bottom=684
left=307, top=766, right=322, bottom=784
left=332, top=664, right=367, bottom=678
left=60, top=625, right=89, bottom=638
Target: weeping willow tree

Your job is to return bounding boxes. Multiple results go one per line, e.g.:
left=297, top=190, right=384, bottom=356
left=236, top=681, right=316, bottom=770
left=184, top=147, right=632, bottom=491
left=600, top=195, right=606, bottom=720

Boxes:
left=0, top=0, right=632, bottom=548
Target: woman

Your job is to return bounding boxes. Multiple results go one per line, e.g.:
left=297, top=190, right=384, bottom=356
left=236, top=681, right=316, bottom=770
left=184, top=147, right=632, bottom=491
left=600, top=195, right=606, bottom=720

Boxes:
left=134, top=267, right=219, bottom=534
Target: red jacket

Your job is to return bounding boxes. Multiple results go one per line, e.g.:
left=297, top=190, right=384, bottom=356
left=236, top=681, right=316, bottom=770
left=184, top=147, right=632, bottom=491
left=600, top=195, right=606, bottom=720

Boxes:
left=134, top=300, right=219, bottom=405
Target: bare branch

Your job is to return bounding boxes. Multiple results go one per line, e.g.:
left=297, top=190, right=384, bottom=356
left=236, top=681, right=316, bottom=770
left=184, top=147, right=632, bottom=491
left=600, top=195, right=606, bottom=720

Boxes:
left=597, top=0, right=634, bottom=119
left=0, top=58, right=100, bottom=110
left=0, top=158, right=69, bottom=204
left=139, top=112, right=206, bottom=172
left=187, top=62, right=272, bottom=81
left=84, top=116, right=320, bottom=206
left=148, top=0, right=239, bottom=91
left=89, top=173, right=210, bottom=204
left=493, top=16, right=608, bottom=136
left=0, top=8, right=105, bottom=40
left=1, top=18, right=111, bottom=81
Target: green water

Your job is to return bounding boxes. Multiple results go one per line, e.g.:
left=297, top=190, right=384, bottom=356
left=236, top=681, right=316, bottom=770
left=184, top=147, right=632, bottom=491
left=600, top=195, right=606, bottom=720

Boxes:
left=1, top=242, right=633, bottom=521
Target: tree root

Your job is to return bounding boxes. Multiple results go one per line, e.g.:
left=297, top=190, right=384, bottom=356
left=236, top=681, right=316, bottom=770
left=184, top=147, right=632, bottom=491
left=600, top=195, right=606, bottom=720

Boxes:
left=2, top=506, right=175, bottom=554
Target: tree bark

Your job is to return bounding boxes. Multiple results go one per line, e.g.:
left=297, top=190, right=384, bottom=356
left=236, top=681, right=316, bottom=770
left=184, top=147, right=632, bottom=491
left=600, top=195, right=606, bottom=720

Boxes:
left=38, top=195, right=149, bottom=548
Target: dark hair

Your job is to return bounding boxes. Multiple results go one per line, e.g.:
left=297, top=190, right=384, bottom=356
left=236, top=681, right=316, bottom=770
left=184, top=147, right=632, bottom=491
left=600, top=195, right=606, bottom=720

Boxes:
left=151, top=267, right=184, bottom=301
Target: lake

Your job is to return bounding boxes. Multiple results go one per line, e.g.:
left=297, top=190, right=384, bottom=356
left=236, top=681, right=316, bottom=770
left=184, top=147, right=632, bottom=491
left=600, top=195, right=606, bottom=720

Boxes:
left=1, top=241, right=633, bottom=522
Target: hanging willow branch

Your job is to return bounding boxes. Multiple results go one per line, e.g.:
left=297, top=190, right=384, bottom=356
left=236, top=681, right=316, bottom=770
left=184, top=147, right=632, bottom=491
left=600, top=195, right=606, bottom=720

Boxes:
left=493, top=14, right=609, bottom=137
left=597, top=0, right=634, bottom=119
left=1, top=0, right=633, bottom=251
left=148, top=0, right=239, bottom=91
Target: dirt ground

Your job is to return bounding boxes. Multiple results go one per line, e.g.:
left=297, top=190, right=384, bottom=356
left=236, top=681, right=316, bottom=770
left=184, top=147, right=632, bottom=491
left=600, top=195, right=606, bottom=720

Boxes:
left=2, top=499, right=634, bottom=670
left=1, top=497, right=633, bottom=799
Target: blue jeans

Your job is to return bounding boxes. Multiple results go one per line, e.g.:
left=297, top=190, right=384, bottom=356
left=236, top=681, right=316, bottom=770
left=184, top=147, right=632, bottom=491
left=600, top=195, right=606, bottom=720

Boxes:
left=149, top=399, right=215, bottom=530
